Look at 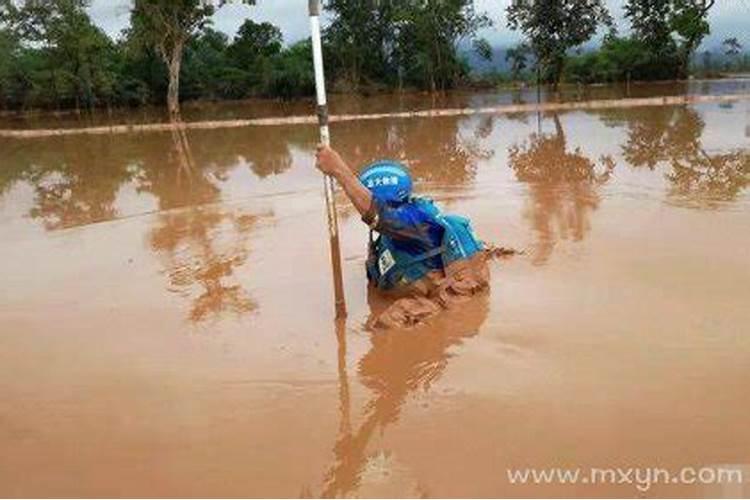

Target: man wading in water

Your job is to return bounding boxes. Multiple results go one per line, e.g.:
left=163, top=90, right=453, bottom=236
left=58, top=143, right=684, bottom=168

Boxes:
left=316, top=145, right=497, bottom=329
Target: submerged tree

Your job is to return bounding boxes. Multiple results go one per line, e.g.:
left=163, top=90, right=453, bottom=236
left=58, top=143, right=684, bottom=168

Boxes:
left=325, top=0, right=489, bottom=91
left=505, top=42, right=532, bottom=81
left=0, top=0, right=117, bottom=109
left=722, top=37, right=742, bottom=71
left=624, top=0, right=715, bottom=78
left=324, top=0, right=399, bottom=89
left=223, top=19, right=281, bottom=93
left=506, top=0, right=612, bottom=89
left=128, top=0, right=255, bottom=118
left=0, top=28, right=20, bottom=108
left=396, top=0, right=490, bottom=91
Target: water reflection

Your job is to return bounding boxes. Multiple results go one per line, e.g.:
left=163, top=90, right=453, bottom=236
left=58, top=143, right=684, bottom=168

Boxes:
left=332, top=115, right=492, bottom=184
left=616, top=106, right=749, bottom=206
left=0, top=136, right=134, bottom=230
left=184, top=126, right=316, bottom=180
left=508, top=114, right=615, bottom=264
left=144, top=126, right=259, bottom=323
left=317, top=291, right=490, bottom=497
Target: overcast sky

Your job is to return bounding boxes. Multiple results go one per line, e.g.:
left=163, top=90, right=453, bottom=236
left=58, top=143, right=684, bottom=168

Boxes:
left=89, top=0, right=750, bottom=50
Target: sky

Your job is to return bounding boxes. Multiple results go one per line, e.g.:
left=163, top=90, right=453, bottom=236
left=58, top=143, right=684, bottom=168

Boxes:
left=89, top=0, right=750, bottom=51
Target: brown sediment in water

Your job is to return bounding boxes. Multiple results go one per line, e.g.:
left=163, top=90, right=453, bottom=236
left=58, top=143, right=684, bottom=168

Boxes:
left=367, top=248, right=518, bottom=330
left=0, top=87, right=748, bottom=497
left=1, top=93, right=749, bottom=138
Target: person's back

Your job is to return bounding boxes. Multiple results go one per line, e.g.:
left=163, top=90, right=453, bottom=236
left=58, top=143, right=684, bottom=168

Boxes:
left=315, top=145, right=492, bottom=328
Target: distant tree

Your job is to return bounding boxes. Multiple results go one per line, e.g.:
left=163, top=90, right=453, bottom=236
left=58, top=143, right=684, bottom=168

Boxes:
left=506, top=0, right=612, bottom=90
left=396, top=0, right=490, bottom=91
left=625, top=0, right=715, bottom=78
left=128, top=0, right=255, bottom=118
left=227, top=19, right=282, bottom=93
left=473, top=38, right=493, bottom=63
left=565, top=35, right=659, bottom=84
left=0, top=0, right=117, bottom=110
left=722, top=37, right=742, bottom=71
left=0, top=28, right=20, bottom=108
left=505, top=43, right=531, bottom=81
left=269, top=39, right=315, bottom=99
left=670, top=0, right=715, bottom=76
left=229, top=19, right=282, bottom=69
left=182, top=28, right=231, bottom=100
left=723, top=37, right=742, bottom=58
left=324, top=0, right=399, bottom=89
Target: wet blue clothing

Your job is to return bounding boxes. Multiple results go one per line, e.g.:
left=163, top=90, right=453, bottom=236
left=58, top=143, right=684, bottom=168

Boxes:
left=364, top=197, right=446, bottom=273
left=363, top=196, right=484, bottom=290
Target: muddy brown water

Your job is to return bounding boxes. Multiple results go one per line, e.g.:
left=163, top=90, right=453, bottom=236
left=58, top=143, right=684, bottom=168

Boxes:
left=1, top=84, right=749, bottom=497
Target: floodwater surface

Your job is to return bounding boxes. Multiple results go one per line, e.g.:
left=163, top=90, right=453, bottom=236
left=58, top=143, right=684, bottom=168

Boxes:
left=1, top=85, right=749, bottom=497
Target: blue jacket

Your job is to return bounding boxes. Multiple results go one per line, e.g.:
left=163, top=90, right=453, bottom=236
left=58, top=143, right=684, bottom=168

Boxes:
left=365, top=197, right=483, bottom=290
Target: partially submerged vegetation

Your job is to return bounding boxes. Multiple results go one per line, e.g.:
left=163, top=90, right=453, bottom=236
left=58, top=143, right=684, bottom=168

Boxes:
left=0, top=0, right=746, bottom=115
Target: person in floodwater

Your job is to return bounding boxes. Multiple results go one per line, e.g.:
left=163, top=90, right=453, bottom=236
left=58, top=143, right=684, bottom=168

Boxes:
left=316, top=145, right=494, bottom=329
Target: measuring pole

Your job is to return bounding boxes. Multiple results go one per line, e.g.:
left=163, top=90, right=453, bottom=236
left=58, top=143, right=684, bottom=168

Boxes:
left=309, top=0, right=347, bottom=319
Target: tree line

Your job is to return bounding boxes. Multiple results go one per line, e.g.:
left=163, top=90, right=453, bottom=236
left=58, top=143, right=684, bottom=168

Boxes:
left=0, top=0, right=742, bottom=115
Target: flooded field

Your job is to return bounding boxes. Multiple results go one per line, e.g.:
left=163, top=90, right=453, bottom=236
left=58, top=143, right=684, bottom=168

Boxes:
left=1, top=85, right=749, bottom=497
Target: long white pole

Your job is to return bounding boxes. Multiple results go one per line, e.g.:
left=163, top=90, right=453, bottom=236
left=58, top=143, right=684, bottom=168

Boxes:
left=309, top=0, right=346, bottom=319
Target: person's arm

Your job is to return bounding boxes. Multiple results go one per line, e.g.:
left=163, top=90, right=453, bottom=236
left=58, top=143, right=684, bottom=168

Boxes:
left=315, top=144, right=373, bottom=218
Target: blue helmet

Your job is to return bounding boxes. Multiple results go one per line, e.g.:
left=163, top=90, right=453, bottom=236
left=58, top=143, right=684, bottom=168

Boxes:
left=359, top=160, right=413, bottom=204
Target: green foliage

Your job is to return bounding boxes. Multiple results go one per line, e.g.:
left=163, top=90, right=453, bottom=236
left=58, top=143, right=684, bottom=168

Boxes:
left=0, top=0, right=120, bottom=109
left=723, top=38, right=742, bottom=58
left=0, top=29, right=20, bottom=107
left=506, top=0, right=612, bottom=88
left=224, top=20, right=282, bottom=94
left=473, top=38, right=493, bottom=63
left=323, top=0, right=489, bottom=91
left=229, top=19, right=282, bottom=69
left=0, top=0, right=735, bottom=112
left=624, top=0, right=715, bottom=78
left=269, top=40, right=315, bottom=99
left=565, top=35, right=678, bottom=83
left=505, top=43, right=532, bottom=81
left=323, top=0, right=399, bottom=89
left=128, top=0, right=257, bottom=116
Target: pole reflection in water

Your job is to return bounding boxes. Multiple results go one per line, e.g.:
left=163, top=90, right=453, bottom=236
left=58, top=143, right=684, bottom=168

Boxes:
left=318, top=290, right=490, bottom=497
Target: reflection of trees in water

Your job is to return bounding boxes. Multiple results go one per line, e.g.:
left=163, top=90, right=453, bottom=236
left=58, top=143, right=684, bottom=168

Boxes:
left=611, top=106, right=749, bottom=206
left=143, top=127, right=259, bottom=323
left=331, top=114, right=492, bottom=185
left=509, top=114, right=614, bottom=265
left=0, top=128, right=261, bottom=322
left=0, top=140, right=42, bottom=197
left=181, top=125, right=316, bottom=180
left=130, top=129, right=227, bottom=211
left=315, top=293, right=489, bottom=497
left=0, top=124, right=311, bottom=231
left=149, top=207, right=258, bottom=323
left=0, top=136, right=134, bottom=230
left=1, top=114, right=485, bottom=231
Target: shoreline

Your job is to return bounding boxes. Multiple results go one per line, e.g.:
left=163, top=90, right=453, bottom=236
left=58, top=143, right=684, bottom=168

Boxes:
left=1, top=92, right=749, bottom=139
left=2, top=75, right=750, bottom=120
left=1, top=75, right=749, bottom=118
